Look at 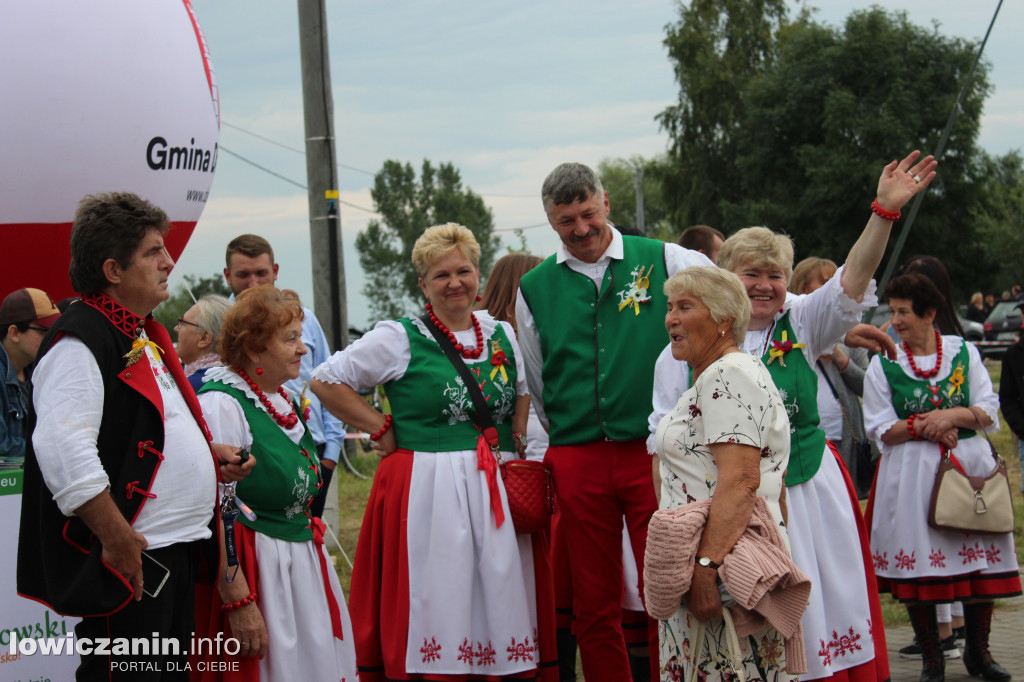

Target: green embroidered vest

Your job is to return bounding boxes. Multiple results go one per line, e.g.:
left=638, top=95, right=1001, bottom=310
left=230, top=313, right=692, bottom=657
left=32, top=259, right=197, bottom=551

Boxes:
left=199, top=381, right=320, bottom=541
left=384, top=317, right=517, bottom=452
left=519, top=236, right=668, bottom=445
left=880, top=337, right=975, bottom=439
left=760, top=311, right=826, bottom=486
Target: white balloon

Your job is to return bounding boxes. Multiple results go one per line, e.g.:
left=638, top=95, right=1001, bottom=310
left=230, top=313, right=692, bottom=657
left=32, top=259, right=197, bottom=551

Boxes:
left=0, top=0, right=219, bottom=299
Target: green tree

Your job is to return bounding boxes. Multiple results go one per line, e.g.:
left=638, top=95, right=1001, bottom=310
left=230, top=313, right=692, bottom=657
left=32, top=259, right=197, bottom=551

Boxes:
left=356, top=160, right=498, bottom=322
left=731, top=8, right=990, bottom=288
left=153, top=273, right=232, bottom=332
left=975, top=151, right=1024, bottom=295
left=597, top=155, right=673, bottom=241
left=657, top=0, right=790, bottom=230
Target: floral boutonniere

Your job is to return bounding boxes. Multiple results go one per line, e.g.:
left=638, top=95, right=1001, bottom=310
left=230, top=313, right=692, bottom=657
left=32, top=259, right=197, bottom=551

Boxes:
left=300, top=381, right=312, bottom=421
left=124, top=337, right=164, bottom=367
left=489, top=340, right=508, bottom=383
left=617, top=264, right=654, bottom=316
left=947, top=363, right=965, bottom=399
left=767, top=330, right=806, bottom=367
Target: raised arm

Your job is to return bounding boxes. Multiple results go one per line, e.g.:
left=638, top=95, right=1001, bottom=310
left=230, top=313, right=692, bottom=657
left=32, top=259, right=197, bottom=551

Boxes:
left=840, top=151, right=937, bottom=300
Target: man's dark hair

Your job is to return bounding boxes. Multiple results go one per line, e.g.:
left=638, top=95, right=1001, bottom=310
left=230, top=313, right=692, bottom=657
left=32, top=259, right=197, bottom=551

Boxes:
left=678, top=225, right=724, bottom=252
left=69, top=193, right=169, bottom=295
left=225, top=234, right=275, bottom=268
left=0, top=321, right=30, bottom=343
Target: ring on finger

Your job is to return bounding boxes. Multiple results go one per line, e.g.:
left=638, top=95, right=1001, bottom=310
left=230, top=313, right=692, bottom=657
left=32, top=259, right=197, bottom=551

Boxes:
left=913, top=174, right=922, bottom=183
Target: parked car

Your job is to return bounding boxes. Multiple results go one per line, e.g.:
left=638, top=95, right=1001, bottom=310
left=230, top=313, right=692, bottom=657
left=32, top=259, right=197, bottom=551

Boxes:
left=980, top=301, right=1022, bottom=358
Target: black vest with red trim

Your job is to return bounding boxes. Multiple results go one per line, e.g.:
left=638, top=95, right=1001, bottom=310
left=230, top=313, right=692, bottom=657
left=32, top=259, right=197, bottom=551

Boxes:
left=17, top=295, right=218, bottom=616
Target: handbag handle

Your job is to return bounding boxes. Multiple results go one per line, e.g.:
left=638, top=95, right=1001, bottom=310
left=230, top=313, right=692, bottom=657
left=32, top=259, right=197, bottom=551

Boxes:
left=419, top=314, right=509, bottom=457
left=966, top=406, right=1002, bottom=464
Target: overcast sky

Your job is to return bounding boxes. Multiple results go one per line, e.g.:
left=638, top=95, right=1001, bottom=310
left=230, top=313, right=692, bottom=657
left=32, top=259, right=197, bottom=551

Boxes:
left=180, top=0, right=1023, bottom=332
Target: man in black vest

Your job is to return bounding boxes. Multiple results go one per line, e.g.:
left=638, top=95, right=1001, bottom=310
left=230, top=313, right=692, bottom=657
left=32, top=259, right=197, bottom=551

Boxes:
left=19, top=192, right=250, bottom=680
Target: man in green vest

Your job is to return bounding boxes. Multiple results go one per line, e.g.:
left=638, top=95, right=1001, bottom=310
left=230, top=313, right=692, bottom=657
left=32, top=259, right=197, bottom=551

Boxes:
left=516, top=163, right=711, bottom=682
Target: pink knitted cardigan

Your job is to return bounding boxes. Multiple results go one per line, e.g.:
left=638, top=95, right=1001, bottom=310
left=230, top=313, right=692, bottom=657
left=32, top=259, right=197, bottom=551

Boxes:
left=643, top=496, right=809, bottom=674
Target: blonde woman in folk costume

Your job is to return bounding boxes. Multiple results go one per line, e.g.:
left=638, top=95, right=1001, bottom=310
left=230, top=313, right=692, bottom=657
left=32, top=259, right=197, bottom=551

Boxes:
left=714, top=150, right=938, bottom=681
left=312, top=223, right=555, bottom=681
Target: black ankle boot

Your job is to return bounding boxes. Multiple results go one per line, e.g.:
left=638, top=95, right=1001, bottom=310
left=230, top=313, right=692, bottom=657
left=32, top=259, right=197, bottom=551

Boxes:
left=907, top=604, right=945, bottom=682
left=962, top=602, right=1011, bottom=682
left=555, top=628, right=577, bottom=681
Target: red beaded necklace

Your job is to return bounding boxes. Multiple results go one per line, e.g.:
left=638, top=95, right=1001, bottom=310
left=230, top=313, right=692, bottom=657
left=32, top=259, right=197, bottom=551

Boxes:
left=236, top=367, right=299, bottom=429
left=903, top=329, right=943, bottom=379
left=425, top=302, right=484, bottom=359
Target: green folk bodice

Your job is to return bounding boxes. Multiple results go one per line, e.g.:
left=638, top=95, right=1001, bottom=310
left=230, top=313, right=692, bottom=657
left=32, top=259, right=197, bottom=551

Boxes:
left=383, top=317, right=517, bottom=452
left=880, top=337, right=975, bottom=440
left=199, top=381, right=320, bottom=541
left=759, top=311, right=826, bottom=486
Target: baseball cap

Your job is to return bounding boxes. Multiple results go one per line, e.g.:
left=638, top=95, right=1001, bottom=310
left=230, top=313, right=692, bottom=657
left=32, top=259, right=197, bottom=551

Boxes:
left=0, top=288, right=61, bottom=328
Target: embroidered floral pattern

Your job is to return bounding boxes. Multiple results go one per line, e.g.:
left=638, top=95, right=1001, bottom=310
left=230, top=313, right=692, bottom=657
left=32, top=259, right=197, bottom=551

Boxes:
left=475, top=641, right=496, bottom=666
left=828, top=627, right=862, bottom=657
left=929, top=548, right=947, bottom=568
left=420, top=637, right=442, bottom=663
left=986, top=544, right=1002, bottom=564
left=506, top=635, right=535, bottom=662
left=873, top=552, right=889, bottom=571
left=894, top=549, right=917, bottom=571
left=960, top=542, right=984, bottom=565
left=458, top=638, right=474, bottom=664
left=442, top=377, right=471, bottom=425
left=817, top=639, right=832, bottom=667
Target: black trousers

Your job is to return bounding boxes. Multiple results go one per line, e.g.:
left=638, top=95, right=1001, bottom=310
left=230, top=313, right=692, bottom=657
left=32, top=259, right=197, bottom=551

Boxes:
left=75, top=541, right=199, bottom=681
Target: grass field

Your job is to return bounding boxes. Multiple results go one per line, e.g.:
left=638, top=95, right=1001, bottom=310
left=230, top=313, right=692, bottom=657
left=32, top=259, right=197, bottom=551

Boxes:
left=328, top=359, right=1024, bottom=631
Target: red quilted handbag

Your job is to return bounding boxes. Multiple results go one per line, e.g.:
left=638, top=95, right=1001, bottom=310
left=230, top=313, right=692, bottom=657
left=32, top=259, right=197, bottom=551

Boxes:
left=500, top=456, right=554, bottom=534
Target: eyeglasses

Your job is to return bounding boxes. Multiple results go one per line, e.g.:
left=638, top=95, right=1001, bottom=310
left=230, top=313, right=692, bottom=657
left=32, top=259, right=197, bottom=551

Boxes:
left=175, top=318, right=206, bottom=332
left=26, top=325, right=50, bottom=333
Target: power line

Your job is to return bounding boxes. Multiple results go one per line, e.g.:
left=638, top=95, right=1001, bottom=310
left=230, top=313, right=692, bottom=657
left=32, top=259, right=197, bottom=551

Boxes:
left=219, top=145, right=380, bottom=215
left=220, top=146, right=307, bottom=189
left=220, top=120, right=536, bottom=199
left=494, top=222, right=548, bottom=232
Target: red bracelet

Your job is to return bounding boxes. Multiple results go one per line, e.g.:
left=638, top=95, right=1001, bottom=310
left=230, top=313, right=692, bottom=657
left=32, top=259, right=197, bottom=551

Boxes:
left=871, top=199, right=901, bottom=222
left=370, top=414, right=393, bottom=441
left=221, top=592, right=257, bottom=612
left=906, top=413, right=920, bottom=440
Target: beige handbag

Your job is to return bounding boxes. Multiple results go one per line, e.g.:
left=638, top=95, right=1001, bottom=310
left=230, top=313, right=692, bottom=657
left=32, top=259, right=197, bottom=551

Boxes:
left=927, top=410, right=1014, bottom=535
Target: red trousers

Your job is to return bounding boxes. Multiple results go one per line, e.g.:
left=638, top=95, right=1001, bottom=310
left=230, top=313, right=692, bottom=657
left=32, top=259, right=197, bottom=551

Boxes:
left=545, top=439, right=657, bottom=682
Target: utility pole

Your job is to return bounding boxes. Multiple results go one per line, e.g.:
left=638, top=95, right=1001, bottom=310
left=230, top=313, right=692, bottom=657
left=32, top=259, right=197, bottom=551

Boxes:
left=297, top=0, right=348, bottom=351
left=634, top=165, right=646, bottom=234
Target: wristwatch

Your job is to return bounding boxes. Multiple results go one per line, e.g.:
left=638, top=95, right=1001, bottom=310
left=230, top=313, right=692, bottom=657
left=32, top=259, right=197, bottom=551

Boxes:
left=696, top=556, right=720, bottom=570
left=513, top=432, right=527, bottom=449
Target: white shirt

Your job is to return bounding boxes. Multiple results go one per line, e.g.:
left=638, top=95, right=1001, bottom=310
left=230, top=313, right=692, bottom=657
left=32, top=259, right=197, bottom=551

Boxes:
left=312, top=313, right=527, bottom=396
left=647, top=344, right=691, bottom=453
left=33, top=335, right=215, bottom=548
left=515, top=228, right=713, bottom=428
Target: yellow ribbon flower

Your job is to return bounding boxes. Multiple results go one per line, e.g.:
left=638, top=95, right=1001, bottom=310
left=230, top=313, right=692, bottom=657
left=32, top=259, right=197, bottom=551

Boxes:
left=123, top=337, right=164, bottom=367
left=767, top=330, right=806, bottom=367
left=489, top=340, right=509, bottom=383
left=947, top=364, right=965, bottom=398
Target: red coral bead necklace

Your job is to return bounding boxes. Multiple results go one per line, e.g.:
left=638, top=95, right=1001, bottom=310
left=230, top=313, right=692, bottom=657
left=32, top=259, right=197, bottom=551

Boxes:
left=903, top=328, right=943, bottom=379
left=236, top=367, right=299, bottom=429
left=425, top=302, right=484, bottom=359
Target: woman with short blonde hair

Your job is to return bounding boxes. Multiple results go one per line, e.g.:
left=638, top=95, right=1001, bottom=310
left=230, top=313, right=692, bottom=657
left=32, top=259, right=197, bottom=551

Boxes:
left=712, top=151, right=938, bottom=682
left=664, top=267, right=750, bottom=346
left=312, top=224, right=554, bottom=681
